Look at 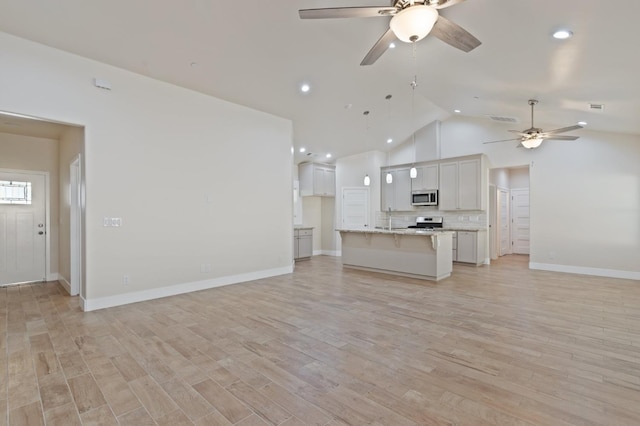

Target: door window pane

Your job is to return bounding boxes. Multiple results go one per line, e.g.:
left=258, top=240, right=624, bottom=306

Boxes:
left=0, top=180, right=32, bottom=204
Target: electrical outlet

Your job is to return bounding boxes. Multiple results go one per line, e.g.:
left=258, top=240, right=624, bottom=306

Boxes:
left=111, top=217, right=122, bottom=227
left=549, top=251, right=556, bottom=260
left=123, top=275, right=130, bottom=285
left=103, top=217, right=111, bottom=227
left=200, top=263, right=212, bottom=273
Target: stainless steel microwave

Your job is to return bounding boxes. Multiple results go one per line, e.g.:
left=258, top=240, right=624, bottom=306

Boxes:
left=412, top=190, right=438, bottom=206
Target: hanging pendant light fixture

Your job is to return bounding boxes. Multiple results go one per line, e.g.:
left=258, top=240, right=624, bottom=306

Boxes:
left=363, top=110, right=371, bottom=186
left=409, top=43, right=418, bottom=179
left=385, top=94, right=393, bottom=184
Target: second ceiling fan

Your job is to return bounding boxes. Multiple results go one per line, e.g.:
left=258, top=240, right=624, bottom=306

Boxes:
left=299, top=0, right=481, bottom=65
left=483, top=99, right=584, bottom=149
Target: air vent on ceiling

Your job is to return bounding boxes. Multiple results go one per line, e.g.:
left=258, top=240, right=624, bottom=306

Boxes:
left=589, top=103, right=605, bottom=111
left=487, top=115, right=519, bottom=123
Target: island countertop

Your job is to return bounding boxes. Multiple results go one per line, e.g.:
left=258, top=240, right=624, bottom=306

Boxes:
left=336, top=228, right=456, bottom=236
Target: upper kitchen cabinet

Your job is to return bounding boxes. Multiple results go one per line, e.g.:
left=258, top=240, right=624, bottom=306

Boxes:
left=299, top=163, right=336, bottom=197
left=411, top=163, right=439, bottom=191
left=381, top=167, right=413, bottom=211
left=438, top=155, right=487, bottom=211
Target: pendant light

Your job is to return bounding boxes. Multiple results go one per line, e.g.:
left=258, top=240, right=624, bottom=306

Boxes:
left=385, top=94, right=393, bottom=184
left=363, top=110, right=371, bottom=186
left=409, top=43, right=418, bottom=179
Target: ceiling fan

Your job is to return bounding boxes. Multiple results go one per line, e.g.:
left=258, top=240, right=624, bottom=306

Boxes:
left=483, top=100, right=583, bottom=149
left=299, top=0, right=481, bottom=65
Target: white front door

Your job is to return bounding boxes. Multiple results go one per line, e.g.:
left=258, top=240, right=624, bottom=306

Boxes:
left=498, top=189, right=510, bottom=256
left=511, top=188, right=530, bottom=254
left=0, top=171, right=47, bottom=285
left=342, top=187, right=370, bottom=230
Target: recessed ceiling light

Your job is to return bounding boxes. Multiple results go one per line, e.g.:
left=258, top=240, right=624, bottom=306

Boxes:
left=387, top=138, right=393, bottom=144
left=326, top=153, right=332, bottom=158
left=578, top=121, right=587, bottom=126
left=389, top=42, right=396, bottom=49
left=454, top=109, right=461, bottom=113
left=553, top=29, right=573, bottom=40
left=300, top=84, right=310, bottom=93
left=299, top=147, right=306, bottom=153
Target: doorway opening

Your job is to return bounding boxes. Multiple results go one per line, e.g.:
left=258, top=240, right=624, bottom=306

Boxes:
left=0, top=111, right=85, bottom=299
left=489, top=166, right=530, bottom=262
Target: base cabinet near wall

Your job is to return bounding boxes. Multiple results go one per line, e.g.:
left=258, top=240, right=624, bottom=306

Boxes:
left=294, top=228, right=313, bottom=260
left=299, top=163, right=335, bottom=197
left=453, top=230, right=486, bottom=265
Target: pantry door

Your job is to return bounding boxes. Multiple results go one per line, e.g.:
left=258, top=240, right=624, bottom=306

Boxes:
left=342, top=187, right=370, bottom=230
left=0, top=171, right=47, bottom=285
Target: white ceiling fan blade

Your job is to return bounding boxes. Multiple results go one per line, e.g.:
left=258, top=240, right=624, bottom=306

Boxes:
left=299, top=7, right=395, bottom=19
left=361, top=28, right=397, bottom=66
left=483, top=138, right=522, bottom=144
left=508, top=130, right=529, bottom=136
left=543, top=135, right=580, bottom=141
left=430, top=15, right=481, bottom=52
left=544, top=124, right=584, bottom=134
left=433, top=0, right=467, bottom=9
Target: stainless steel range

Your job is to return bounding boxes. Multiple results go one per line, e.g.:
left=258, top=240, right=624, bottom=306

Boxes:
left=408, top=216, right=443, bottom=230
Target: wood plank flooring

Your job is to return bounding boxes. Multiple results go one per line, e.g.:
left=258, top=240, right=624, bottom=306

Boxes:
left=2, top=255, right=640, bottom=425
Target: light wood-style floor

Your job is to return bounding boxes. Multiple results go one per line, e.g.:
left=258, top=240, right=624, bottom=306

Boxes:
left=2, top=255, right=640, bottom=426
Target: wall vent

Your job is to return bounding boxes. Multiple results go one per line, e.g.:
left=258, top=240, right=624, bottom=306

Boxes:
left=487, top=115, right=519, bottom=123
left=589, top=103, right=605, bottom=111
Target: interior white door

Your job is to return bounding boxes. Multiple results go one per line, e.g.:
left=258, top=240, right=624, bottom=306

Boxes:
left=342, top=187, right=370, bottom=230
left=0, top=171, right=47, bottom=285
left=511, top=188, right=530, bottom=254
left=498, top=189, right=510, bottom=256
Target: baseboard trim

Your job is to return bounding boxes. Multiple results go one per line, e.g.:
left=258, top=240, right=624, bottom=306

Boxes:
left=530, top=262, right=640, bottom=281
left=59, top=276, right=72, bottom=295
left=46, top=272, right=59, bottom=282
left=317, top=250, right=340, bottom=257
left=82, top=265, right=294, bottom=312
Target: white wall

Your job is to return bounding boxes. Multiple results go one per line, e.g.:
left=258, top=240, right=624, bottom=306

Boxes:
left=509, top=167, right=530, bottom=189
left=0, top=32, right=294, bottom=308
left=302, top=197, right=322, bottom=253
left=0, top=132, right=60, bottom=278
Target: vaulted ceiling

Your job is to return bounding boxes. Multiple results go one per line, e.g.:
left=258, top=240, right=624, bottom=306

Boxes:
left=1, top=0, right=638, bottom=163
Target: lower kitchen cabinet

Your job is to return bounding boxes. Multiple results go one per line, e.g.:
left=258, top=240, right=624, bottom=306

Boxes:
left=294, top=228, right=313, bottom=260
left=453, top=230, right=486, bottom=265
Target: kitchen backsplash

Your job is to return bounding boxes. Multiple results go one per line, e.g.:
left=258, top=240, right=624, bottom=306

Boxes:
left=376, top=210, right=487, bottom=229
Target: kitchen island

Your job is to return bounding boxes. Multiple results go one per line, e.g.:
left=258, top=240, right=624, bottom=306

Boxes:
left=337, top=229, right=453, bottom=281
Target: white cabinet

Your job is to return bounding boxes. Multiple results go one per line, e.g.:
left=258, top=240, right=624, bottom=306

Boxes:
left=438, top=157, right=484, bottom=211
left=411, top=163, right=439, bottom=191
left=381, top=167, right=413, bottom=211
left=294, top=228, right=313, bottom=260
left=299, top=163, right=335, bottom=197
left=454, top=230, right=486, bottom=265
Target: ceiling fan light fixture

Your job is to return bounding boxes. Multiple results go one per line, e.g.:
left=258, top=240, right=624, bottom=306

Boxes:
left=390, top=6, right=439, bottom=43
left=521, top=137, right=544, bottom=149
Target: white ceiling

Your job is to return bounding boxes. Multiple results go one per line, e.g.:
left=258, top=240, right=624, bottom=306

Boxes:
left=0, top=0, right=638, bottom=163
